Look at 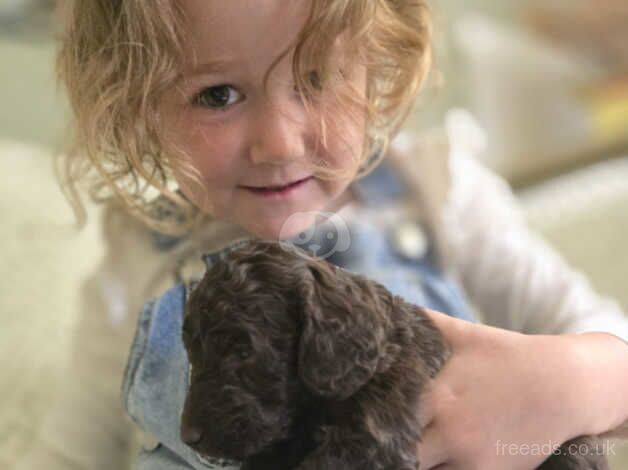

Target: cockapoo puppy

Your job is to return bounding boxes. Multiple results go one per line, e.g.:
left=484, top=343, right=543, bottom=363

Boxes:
left=180, top=240, right=609, bottom=470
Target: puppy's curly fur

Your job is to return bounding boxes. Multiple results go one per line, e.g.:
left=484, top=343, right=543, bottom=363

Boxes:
left=180, top=240, right=609, bottom=470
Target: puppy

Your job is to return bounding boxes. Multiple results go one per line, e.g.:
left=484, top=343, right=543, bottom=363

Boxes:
left=180, top=240, right=609, bottom=470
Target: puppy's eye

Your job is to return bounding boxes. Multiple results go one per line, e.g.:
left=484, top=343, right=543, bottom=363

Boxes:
left=232, top=345, right=252, bottom=360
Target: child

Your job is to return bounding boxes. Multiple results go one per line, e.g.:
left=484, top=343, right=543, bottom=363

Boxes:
left=19, top=0, right=628, bottom=469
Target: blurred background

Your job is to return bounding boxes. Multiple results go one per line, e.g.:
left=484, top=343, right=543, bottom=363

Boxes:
left=1, top=0, right=627, bottom=468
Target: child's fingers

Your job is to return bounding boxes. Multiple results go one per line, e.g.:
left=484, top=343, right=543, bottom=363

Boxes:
left=423, top=307, right=472, bottom=350
left=416, top=421, right=451, bottom=470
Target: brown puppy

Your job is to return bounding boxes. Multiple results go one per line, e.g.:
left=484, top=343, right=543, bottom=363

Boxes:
left=180, top=240, right=609, bottom=470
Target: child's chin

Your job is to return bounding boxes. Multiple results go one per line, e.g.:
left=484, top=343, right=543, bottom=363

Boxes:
left=242, top=212, right=318, bottom=241
left=278, top=213, right=320, bottom=240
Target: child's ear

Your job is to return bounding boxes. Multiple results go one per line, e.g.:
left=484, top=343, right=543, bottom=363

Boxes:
left=296, top=264, right=390, bottom=400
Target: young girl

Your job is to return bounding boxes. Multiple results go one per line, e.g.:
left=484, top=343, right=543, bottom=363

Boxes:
left=19, top=0, right=628, bottom=469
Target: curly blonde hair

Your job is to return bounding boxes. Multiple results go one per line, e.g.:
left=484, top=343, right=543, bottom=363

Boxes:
left=57, top=0, right=433, bottom=235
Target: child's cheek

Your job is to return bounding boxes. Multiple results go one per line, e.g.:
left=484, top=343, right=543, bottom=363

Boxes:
left=176, top=117, right=238, bottom=182
left=164, top=114, right=240, bottom=214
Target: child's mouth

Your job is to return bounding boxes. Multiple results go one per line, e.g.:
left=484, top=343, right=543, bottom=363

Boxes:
left=242, top=177, right=312, bottom=197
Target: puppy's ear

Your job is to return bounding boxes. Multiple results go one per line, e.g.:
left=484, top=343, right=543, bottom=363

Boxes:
left=297, top=263, right=390, bottom=400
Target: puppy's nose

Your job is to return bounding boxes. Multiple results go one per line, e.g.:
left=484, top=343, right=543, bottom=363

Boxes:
left=181, top=425, right=203, bottom=445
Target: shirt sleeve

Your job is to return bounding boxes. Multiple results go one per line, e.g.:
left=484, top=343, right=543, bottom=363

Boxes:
left=13, top=271, right=140, bottom=470
left=13, top=207, right=164, bottom=470
left=441, top=144, right=628, bottom=343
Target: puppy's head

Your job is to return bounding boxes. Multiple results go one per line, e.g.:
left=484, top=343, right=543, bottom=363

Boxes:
left=180, top=241, right=395, bottom=460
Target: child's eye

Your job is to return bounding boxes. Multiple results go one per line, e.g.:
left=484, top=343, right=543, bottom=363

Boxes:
left=306, top=71, right=322, bottom=90
left=294, top=71, right=323, bottom=95
left=192, top=84, right=242, bottom=109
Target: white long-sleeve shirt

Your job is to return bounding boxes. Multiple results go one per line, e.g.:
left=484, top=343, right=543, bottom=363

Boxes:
left=443, top=148, right=628, bottom=342
left=14, top=129, right=628, bottom=469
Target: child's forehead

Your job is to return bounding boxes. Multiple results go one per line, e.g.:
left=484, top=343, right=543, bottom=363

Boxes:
left=181, top=0, right=308, bottom=52
left=176, top=0, right=310, bottom=79
left=178, top=0, right=353, bottom=81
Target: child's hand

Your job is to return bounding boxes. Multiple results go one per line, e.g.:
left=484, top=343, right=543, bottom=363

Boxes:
left=415, top=310, right=627, bottom=470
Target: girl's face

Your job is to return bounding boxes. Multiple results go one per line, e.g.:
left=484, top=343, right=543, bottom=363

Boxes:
left=162, top=0, right=366, bottom=240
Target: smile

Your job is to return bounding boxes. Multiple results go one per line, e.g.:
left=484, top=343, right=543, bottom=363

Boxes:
left=241, top=177, right=313, bottom=198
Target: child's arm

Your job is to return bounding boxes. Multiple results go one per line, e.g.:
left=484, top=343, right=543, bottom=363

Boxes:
left=415, top=309, right=628, bottom=470
left=412, top=147, right=628, bottom=468
left=14, top=269, right=140, bottom=470
left=441, top=148, right=628, bottom=342
left=15, top=206, right=165, bottom=470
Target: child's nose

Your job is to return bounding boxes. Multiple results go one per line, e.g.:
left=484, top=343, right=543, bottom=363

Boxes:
left=248, top=101, right=308, bottom=165
left=180, top=424, right=203, bottom=446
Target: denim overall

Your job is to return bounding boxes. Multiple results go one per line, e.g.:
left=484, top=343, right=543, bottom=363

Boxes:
left=121, top=159, right=477, bottom=469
